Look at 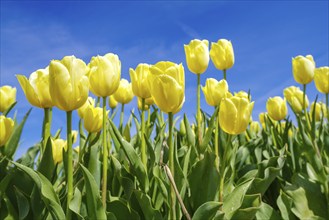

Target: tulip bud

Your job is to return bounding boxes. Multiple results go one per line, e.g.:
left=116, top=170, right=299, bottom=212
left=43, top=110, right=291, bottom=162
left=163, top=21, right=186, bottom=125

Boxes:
left=51, top=138, right=67, bottom=164
left=88, top=53, right=121, bottom=97
left=210, top=39, right=235, bottom=71
left=0, top=86, right=16, bottom=113
left=49, top=56, right=89, bottom=111
left=266, top=96, right=287, bottom=121
left=0, top=115, right=15, bottom=146
left=179, top=120, right=186, bottom=135
left=77, top=97, right=95, bottom=119
left=148, top=61, right=185, bottom=114
left=310, top=102, right=326, bottom=121
left=219, top=97, right=254, bottom=135
left=113, top=79, right=134, bottom=104
left=108, top=95, right=118, bottom=109
left=184, top=39, right=209, bottom=74
left=234, top=91, right=251, bottom=101
left=249, top=121, right=260, bottom=134
left=202, top=78, right=232, bottom=106
left=292, top=55, right=315, bottom=85
left=314, top=66, right=329, bottom=94
left=16, top=67, right=53, bottom=109
left=83, top=105, right=105, bottom=133
left=283, top=86, right=308, bottom=113
left=130, top=63, right=152, bottom=98
left=137, top=97, right=153, bottom=110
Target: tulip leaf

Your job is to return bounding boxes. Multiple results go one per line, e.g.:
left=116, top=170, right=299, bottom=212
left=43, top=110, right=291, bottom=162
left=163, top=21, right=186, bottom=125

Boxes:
left=192, top=201, right=222, bottom=220
left=188, top=151, right=220, bottom=211
left=11, top=161, right=65, bottom=219
left=256, top=202, right=281, bottom=220
left=3, top=101, right=17, bottom=116
left=276, top=190, right=297, bottom=220
left=80, top=163, right=107, bottom=220
left=200, top=106, right=218, bottom=153
left=37, top=137, right=55, bottom=181
left=69, top=187, right=84, bottom=219
left=107, top=199, right=140, bottom=220
left=2, top=194, right=19, bottom=220
left=4, top=108, right=31, bottom=159
left=229, top=194, right=261, bottom=220
left=109, top=119, right=149, bottom=193
left=14, top=186, right=30, bottom=220
left=183, top=114, right=195, bottom=147
left=130, top=190, right=163, bottom=220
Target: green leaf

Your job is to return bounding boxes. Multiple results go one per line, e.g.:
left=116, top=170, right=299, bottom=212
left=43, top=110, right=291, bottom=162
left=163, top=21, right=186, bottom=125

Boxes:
left=192, top=201, right=221, bottom=220
left=188, top=151, right=220, bottom=211
left=131, top=190, right=163, bottom=220
left=2, top=195, right=19, bottom=220
left=109, top=119, right=149, bottom=192
left=69, top=187, right=84, bottom=219
left=107, top=199, right=140, bottom=220
left=256, top=202, right=281, bottom=220
left=230, top=194, right=261, bottom=220
left=80, top=163, right=106, bottom=220
left=200, top=106, right=218, bottom=153
left=14, top=186, right=30, bottom=220
left=4, top=108, right=31, bottom=159
left=37, top=138, right=55, bottom=181
left=277, top=190, right=296, bottom=220
left=183, top=114, right=195, bottom=147
left=11, top=161, right=65, bottom=219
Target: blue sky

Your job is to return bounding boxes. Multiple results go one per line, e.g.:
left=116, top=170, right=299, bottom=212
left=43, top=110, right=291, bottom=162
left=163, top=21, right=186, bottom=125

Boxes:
left=1, top=1, right=328, bottom=158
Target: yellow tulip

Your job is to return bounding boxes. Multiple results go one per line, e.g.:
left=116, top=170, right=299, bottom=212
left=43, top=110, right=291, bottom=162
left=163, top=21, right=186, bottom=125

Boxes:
left=51, top=138, right=67, bottom=164
left=184, top=39, right=209, bottom=74
left=130, top=63, right=152, bottom=98
left=16, top=68, right=53, bottom=109
left=0, top=85, right=16, bottom=113
left=314, top=66, right=329, bottom=94
left=148, top=61, right=185, bottom=114
left=83, top=105, right=105, bottom=133
left=234, top=91, right=251, bottom=101
left=77, top=97, right=95, bottom=118
left=210, top=39, right=235, bottom=71
left=266, top=96, right=287, bottom=121
left=283, top=86, right=308, bottom=113
left=49, top=56, right=89, bottom=112
left=108, top=95, right=118, bottom=109
left=310, top=102, right=326, bottom=121
left=88, top=53, right=121, bottom=97
left=249, top=121, right=260, bottom=134
left=0, top=115, right=14, bottom=146
left=137, top=97, right=154, bottom=110
left=259, top=112, right=266, bottom=128
left=113, top=79, right=134, bottom=104
left=201, top=78, right=232, bottom=106
left=219, top=97, right=254, bottom=135
left=292, top=55, right=315, bottom=85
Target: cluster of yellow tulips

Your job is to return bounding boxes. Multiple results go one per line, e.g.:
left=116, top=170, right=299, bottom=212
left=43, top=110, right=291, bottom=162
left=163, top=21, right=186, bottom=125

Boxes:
left=0, top=36, right=328, bottom=220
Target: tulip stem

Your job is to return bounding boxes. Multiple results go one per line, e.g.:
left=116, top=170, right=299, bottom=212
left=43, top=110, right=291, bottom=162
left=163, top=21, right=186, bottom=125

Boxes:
left=214, top=106, right=219, bottom=171
left=141, top=98, right=147, bottom=168
left=43, top=107, right=52, bottom=153
left=219, top=134, right=231, bottom=203
left=66, top=111, right=73, bottom=220
left=223, top=69, right=227, bottom=81
left=302, top=84, right=311, bottom=129
left=119, top=103, right=125, bottom=133
left=197, top=74, right=202, bottom=147
left=168, top=112, right=176, bottom=220
left=326, top=93, right=329, bottom=121
left=101, top=97, right=108, bottom=209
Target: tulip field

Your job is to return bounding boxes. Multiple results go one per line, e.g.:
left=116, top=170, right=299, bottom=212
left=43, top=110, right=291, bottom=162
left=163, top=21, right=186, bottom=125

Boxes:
left=0, top=38, right=329, bottom=220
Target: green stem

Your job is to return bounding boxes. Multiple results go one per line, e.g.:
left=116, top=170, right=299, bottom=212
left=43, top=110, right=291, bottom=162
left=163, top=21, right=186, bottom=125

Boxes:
left=168, top=112, right=176, bottom=220
left=42, top=108, right=52, bottom=154
left=119, top=103, right=125, bottom=133
left=197, top=74, right=202, bottom=146
left=326, top=93, right=329, bottom=121
left=303, top=84, right=311, bottom=129
left=102, top=97, right=108, bottom=209
left=223, top=69, right=227, bottom=81
left=214, top=106, right=219, bottom=170
left=219, top=134, right=231, bottom=203
left=141, top=98, right=147, bottom=168
left=66, top=111, right=73, bottom=220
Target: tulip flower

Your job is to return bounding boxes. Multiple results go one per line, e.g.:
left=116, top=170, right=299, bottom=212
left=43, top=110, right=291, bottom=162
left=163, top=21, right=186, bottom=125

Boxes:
left=109, top=95, right=118, bottom=109
left=202, top=78, right=232, bottom=107
left=292, top=55, right=315, bottom=85
left=219, top=96, right=254, bottom=135
left=113, top=79, right=134, bottom=105
left=234, top=91, right=251, bottom=101
left=0, top=85, right=16, bottom=113
left=16, top=68, right=53, bottom=108
left=137, top=97, right=153, bottom=110
left=148, top=61, right=185, bottom=114
left=210, top=39, right=235, bottom=74
left=310, top=102, right=326, bottom=121
left=266, top=96, right=287, bottom=121
left=130, top=63, right=152, bottom=99
left=314, top=66, right=329, bottom=94
left=284, top=86, right=308, bottom=113
left=249, top=121, right=260, bottom=135
left=49, top=55, right=89, bottom=112
left=51, top=138, right=67, bottom=164
left=83, top=105, right=105, bottom=133
left=88, top=53, right=121, bottom=97
left=77, top=97, right=95, bottom=119
left=184, top=39, right=209, bottom=74
left=0, top=115, right=14, bottom=147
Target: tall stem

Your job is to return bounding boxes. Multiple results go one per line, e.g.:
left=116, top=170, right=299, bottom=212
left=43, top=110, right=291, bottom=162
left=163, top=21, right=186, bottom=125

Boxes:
left=326, top=93, right=329, bottom=122
left=101, top=97, right=108, bottom=209
left=223, top=69, right=227, bottom=81
left=214, top=106, right=219, bottom=170
left=197, top=74, right=202, bottom=146
left=119, top=103, right=125, bottom=133
left=66, top=111, right=73, bottom=220
left=219, top=134, right=231, bottom=203
left=168, top=112, right=176, bottom=220
left=141, top=98, right=147, bottom=168
left=303, top=84, right=310, bottom=129
left=43, top=107, right=52, bottom=153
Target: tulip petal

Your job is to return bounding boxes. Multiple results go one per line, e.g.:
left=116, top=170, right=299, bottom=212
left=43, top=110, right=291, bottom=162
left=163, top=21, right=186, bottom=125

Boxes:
left=16, top=75, right=41, bottom=107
